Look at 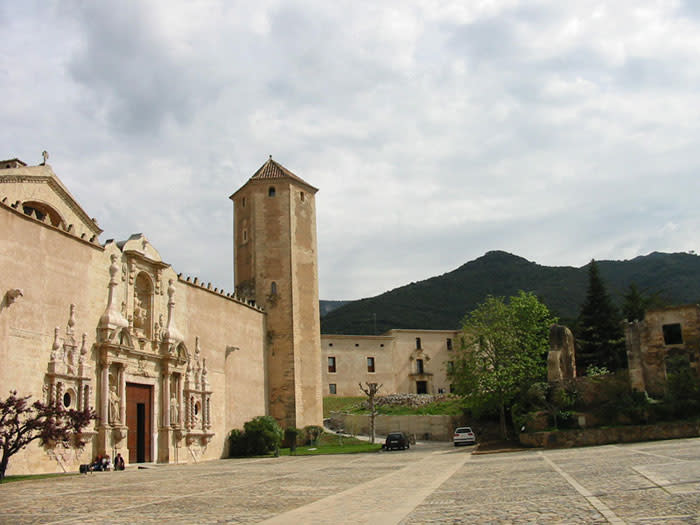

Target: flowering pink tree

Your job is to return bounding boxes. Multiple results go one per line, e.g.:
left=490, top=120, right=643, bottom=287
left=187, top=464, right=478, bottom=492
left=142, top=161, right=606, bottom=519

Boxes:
left=0, top=391, right=96, bottom=482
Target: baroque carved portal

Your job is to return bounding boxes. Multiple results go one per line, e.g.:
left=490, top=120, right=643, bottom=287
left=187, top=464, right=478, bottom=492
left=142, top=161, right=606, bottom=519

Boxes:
left=96, top=253, right=214, bottom=463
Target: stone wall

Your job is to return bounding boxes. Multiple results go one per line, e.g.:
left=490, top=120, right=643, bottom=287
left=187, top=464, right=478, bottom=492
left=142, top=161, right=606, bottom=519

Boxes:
left=519, top=420, right=700, bottom=448
left=332, top=413, right=463, bottom=441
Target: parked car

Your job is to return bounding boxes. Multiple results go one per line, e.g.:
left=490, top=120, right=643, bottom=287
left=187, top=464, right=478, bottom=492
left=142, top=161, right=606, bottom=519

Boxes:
left=453, top=426, right=476, bottom=446
left=384, top=431, right=410, bottom=450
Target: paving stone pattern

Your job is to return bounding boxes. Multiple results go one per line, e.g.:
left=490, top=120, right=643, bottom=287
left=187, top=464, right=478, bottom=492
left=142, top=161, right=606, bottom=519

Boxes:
left=1, top=438, right=699, bottom=524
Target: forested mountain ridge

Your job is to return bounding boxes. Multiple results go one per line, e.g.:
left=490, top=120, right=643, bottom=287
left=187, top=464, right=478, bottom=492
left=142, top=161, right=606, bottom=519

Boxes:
left=320, top=251, right=700, bottom=335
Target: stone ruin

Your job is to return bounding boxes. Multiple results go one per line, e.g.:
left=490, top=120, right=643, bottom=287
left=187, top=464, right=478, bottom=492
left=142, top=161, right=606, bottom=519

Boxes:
left=547, top=324, right=577, bottom=382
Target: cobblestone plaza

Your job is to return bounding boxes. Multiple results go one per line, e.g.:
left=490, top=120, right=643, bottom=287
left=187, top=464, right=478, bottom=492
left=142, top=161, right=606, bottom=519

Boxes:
left=1, top=438, right=699, bottom=524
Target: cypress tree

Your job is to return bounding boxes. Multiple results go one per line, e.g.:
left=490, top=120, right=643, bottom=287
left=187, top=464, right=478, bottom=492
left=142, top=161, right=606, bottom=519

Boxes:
left=577, top=260, right=626, bottom=372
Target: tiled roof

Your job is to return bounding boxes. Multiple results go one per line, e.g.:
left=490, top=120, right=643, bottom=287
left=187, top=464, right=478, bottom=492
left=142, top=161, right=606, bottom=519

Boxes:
left=249, top=156, right=317, bottom=191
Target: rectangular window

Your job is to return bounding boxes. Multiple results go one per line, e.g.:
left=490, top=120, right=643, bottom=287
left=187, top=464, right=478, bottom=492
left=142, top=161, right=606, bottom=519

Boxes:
left=416, top=380, right=428, bottom=394
left=437, top=388, right=445, bottom=394
left=416, top=358, right=424, bottom=374
left=446, top=338, right=453, bottom=350
left=662, top=323, right=683, bottom=345
left=416, top=337, right=422, bottom=349
left=329, top=383, right=337, bottom=395
left=447, top=361, right=454, bottom=373
left=328, top=356, right=336, bottom=373
left=449, top=384, right=455, bottom=393
left=367, top=357, right=375, bottom=373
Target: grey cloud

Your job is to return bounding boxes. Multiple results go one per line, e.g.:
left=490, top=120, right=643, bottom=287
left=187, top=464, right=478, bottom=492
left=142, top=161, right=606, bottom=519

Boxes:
left=67, top=3, right=221, bottom=136
left=4, top=1, right=700, bottom=302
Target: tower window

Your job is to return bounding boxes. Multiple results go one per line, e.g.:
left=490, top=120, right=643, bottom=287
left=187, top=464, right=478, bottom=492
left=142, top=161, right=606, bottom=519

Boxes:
left=328, top=356, right=336, bottom=373
left=243, top=229, right=248, bottom=242
left=241, top=197, right=246, bottom=208
left=270, top=282, right=277, bottom=295
left=268, top=186, right=276, bottom=197
left=300, top=191, right=305, bottom=201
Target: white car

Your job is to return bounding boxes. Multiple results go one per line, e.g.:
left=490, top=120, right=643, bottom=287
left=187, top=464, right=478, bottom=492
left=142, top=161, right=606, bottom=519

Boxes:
left=453, top=426, right=476, bottom=446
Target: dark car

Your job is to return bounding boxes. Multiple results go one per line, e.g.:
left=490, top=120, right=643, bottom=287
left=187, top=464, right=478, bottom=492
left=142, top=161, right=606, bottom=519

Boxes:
left=384, top=431, right=410, bottom=450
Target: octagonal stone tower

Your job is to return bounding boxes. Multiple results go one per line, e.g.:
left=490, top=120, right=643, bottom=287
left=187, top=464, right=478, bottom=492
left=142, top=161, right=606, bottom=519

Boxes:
left=230, top=157, right=322, bottom=429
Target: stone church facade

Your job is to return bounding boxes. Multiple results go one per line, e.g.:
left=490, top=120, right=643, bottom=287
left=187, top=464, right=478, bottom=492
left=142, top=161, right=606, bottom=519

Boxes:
left=0, top=156, right=322, bottom=475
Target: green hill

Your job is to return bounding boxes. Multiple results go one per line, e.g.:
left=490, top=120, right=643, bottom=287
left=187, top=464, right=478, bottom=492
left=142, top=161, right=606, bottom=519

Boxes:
left=320, top=251, right=700, bottom=334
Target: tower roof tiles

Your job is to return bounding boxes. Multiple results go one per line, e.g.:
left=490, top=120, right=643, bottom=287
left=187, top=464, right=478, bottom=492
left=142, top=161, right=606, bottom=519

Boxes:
left=249, top=157, right=318, bottom=191
left=230, top=156, right=318, bottom=199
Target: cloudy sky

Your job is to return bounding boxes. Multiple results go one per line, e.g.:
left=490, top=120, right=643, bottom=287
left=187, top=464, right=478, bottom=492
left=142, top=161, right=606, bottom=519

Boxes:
left=3, top=1, right=700, bottom=300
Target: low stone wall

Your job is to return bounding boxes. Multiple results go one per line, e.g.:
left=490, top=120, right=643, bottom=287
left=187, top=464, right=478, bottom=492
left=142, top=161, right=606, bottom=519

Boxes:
left=332, top=413, right=462, bottom=441
left=519, top=420, right=700, bottom=448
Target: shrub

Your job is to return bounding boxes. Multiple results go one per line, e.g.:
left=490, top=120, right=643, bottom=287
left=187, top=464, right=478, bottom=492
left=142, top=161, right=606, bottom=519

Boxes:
left=595, top=381, right=649, bottom=425
left=228, top=429, right=248, bottom=457
left=243, top=416, right=283, bottom=455
left=586, top=365, right=610, bottom=377
left=228, top=416, right=283, bottom=457
left=303, top=425, right=324, bottom=446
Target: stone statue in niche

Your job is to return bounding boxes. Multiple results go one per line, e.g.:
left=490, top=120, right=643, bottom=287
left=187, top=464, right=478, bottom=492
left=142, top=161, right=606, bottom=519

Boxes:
left=133, top=273, right=152, bottom=338
left=133, top=297, right=147, bottom=332
left=65, top=346, right=75, bottom=375
left=109, top=384, right=120, bottom=424
left=192, top=400, right=200, bottom=426
left=170, top=393, right=179, bottom=426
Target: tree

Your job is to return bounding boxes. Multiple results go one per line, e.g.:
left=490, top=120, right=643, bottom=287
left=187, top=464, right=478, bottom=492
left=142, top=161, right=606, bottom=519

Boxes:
left=359, top=382, right=382, bottom=444
left=576, top=260, right=626, bottom=372
left=449, top=291, right=556, bottom=439
left=621, top=283, right=666, bottom=322
left=0, top=391, right=95, bottom=482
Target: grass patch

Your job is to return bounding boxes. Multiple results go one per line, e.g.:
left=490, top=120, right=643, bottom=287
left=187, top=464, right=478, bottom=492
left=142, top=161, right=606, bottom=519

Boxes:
left=281, top=443, right=382, bottom=456
left=323, top=396, right=364, bottom=417
left=281, top=432, right=382, bottom=455
left=1, top=472, right=78, bottom=484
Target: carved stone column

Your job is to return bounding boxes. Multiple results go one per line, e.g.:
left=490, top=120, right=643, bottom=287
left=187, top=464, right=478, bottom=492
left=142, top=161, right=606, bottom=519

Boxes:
left=119, top=364, right=126, bottom=424
left=100, top=362, right=109, bottom=427
left=98, top=359, right=111, bottom=454
left=162, top=371, right=171, bottom=428
left=177, top=374, right=183, bottom=428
